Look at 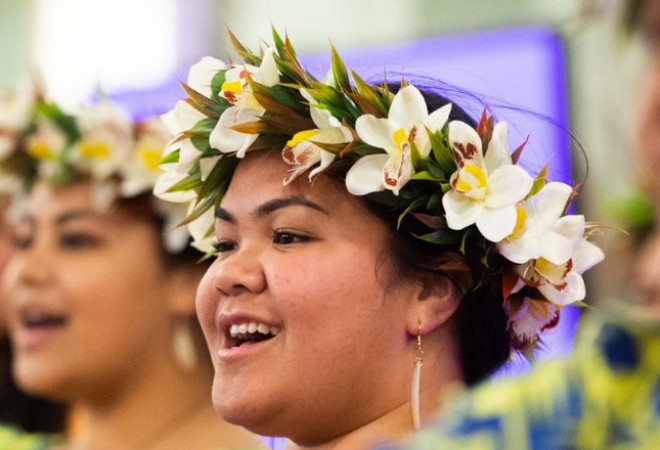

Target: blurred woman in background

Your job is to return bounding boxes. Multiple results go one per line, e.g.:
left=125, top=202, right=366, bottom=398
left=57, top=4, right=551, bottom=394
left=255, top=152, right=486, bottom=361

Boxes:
left=0, top=82, right=265, bottom=449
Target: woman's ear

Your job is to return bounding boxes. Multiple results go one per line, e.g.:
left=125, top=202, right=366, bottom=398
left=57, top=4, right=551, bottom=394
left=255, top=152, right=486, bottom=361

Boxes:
left=165, top=264, right=206, bottom=316
left=405, top=274, right=461, bottom=335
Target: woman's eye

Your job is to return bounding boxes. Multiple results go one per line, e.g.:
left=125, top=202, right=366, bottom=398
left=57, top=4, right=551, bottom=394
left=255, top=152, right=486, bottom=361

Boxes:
left=59, top=233, right=101, bottom=250
left=273, top=230, right=311, bottom=245
left=11, top=234, right=33, bottom=250
left=213, top=240, right=236, bottom=254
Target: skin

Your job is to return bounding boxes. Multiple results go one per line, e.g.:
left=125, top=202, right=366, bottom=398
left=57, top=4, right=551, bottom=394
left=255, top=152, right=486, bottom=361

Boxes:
left=197, top=151, right=463, bottom=449
left=2, top=181, right=264, bottom=450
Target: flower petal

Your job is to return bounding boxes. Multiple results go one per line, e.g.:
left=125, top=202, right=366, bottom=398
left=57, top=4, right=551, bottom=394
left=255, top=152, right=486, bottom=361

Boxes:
left=254, top=48, right=279, bottom=87
left=200, top=156, right=221, bottom=181
left=355, top=115, right=399, bottom=155
left=388, top=85, right=428, bottom=130
left=484, top=122, right=512, bottom=173
left=538, top=215, right=585, bottom=265
left=309, top=150, right=336, bottom=179
left=448, top=121, right=484, bottom=167
left=539, top=271, right=585, bottom=305
left=525, top=182, right=573, bottom=235
left=209, top=107, right=260, bottom=158
left=442, top=189, right=484, bottom=230
left=484, top=165, right=533, bottom=209
left=345, top=153, right=389, bottom=196
left=498, top=233, right=538, bottom=264
left=476, top=204, right=517, bottom=242
left=187, top=56, right=226, bottom=98
left=282, top=141, right=322, bottom=185
left=424, top=103, right=452, bottom=133
left=572, top=239, right=605, bottom=274
left=176, top=139, right=201, bottom=174
left=161, top=100, right=206, bottom=135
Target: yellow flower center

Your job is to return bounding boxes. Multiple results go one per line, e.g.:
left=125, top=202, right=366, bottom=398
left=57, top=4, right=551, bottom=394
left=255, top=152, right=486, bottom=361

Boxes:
left=534, top=257, right=570, bottom=285
left=286, top=129, right=322, bottom=148
left=221, top=81, right=244, bottom=103
left=393, top=128, right=409, bottom=155
left=138, top=143, right=164, bottom=172
left=507, top=205, right=528, bottom=240
left=28, top=139, right=53, bottom=160
left=79, top=141, right=111, bottom=159
left=455, top=163, right=488, bottom=194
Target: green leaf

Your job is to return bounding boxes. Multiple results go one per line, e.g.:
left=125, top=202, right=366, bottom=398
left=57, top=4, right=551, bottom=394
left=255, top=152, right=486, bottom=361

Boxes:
left=266, top=85, right=305, bottom=111
left=427, top=190, right=443, bottom=212
left=227, top=28, right=262, bottom=66
left=166, top=171, right=203, bottom=193
left=181, top=83, right=221, bottom=119
left=427, top=161, right=447, bottom=181
left=413, top=231, right=461, bottom=246
left=191, top=135, right=211, bottom=153
left=330, top=44, right=351, bottom=92
left=351, top=70, right=388, bottom=117
left=272, top=26, right=287, bottom=60
left=411, top=171, right=441, bottom=181
left=527, top=164, right=548, bottom=198
left=196, top=156, right=238, bottom=204
left=428, top=127, right=455, bottom=175
left=180, top=193, right=217, bottom=226
left=397, top=196, right=428, bottom=229
left=185, top=117, right=217, bottom=137
left=159, top=149, right=180, bottom=165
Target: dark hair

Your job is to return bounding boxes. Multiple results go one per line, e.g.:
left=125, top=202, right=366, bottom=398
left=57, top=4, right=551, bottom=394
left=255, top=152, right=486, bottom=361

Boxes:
left=356, top=85, right=511, bottom=385
left=0, top=334, right=67, bottom=433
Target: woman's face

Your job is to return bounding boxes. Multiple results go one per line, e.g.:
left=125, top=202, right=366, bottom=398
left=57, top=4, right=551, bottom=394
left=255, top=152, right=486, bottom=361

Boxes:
left=197, top=151, right=419, bottom=444
left=3, top=182, right=176, bottom=401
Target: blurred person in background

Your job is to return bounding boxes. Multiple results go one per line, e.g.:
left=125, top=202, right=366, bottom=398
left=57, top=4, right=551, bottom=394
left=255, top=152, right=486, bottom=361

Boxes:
left=0, top=80, right=265, bottom=450
left=0, top=82, right=66, bottom=450
left=153, top=30, right=604, bottom=449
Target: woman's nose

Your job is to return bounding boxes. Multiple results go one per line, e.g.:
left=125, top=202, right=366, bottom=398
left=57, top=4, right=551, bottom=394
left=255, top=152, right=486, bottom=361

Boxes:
left=12, top=243, right=54, bottom=288
left=212, top=245, right=267, bottom=297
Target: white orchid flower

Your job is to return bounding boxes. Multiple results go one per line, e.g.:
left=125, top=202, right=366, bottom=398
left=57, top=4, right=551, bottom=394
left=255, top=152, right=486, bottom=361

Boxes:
left=187, top=56, right=226, bottom=99
left=26, top=117, right=67, bottom=161
left=442, top=121, right=534, bottom=242
left=120, top=118, right=170, bottom=197
left=72, top=100, right=133, bottom=180
left=281, top=89, right=352, bottom=184
left=0, top=76, right=36, bottom=133
left=498, top=182, right=584, bottom=265
left=346, top=85, right=451, bottom=196
left=516, top=237, right=604, bottom=305
left=161, top=100, right=207, bottom=174
left=209, top=48, right=280, bottom=158
left=187, top=203, right=216, bottom=254
left=507, top=298, right=560, bottom=346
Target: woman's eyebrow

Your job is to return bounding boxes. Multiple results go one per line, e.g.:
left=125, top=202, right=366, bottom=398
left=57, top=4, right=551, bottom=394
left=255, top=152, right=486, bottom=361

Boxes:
left=215, top=196, right=329, bottom=224
left=56, top=210, right=102, bottom=226
left=255, top=196, right=328, bottom=218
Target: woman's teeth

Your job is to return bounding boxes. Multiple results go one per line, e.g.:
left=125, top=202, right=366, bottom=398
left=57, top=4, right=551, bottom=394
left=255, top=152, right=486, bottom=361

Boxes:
left=228, top=322, right=281, bottom=347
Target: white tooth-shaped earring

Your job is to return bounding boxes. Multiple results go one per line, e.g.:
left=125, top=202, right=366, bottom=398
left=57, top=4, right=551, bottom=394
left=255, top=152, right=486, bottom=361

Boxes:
left=173, top=319, right=198, bottom=372
left=411, top=321, right=424, bottom=431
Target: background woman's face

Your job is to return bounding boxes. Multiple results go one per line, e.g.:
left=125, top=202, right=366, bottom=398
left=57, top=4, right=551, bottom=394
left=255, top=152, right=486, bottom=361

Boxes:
left=196, top=152, right=418, bottom=444
left=2, top=182, right=175, bottom=401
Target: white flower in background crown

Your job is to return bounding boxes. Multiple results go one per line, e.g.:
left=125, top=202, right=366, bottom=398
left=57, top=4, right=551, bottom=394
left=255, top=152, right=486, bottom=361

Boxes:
left=153, top=28, right=606, bottom=350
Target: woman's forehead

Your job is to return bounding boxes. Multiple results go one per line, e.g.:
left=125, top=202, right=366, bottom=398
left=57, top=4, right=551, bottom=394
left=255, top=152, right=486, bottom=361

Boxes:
left=222, top=151, right=350, bottom=214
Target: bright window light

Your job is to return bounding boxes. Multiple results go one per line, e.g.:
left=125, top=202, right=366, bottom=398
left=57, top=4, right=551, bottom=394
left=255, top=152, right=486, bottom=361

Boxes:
left=33, top=0, right=177, bottom=109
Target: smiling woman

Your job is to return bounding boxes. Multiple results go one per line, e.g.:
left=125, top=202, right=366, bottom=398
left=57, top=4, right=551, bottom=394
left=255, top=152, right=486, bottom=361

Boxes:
left=0, top=82, right=265, bottom=449
left=153, top=29, right=604, bottom=449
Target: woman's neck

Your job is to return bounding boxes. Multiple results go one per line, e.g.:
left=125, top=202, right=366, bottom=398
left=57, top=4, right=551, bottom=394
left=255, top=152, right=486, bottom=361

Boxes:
left=69, top=353, right=213, bottom=450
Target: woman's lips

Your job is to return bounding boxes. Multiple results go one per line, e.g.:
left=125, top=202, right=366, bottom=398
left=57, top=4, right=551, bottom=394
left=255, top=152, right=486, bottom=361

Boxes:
left=14, top=306, right=69, bottom=350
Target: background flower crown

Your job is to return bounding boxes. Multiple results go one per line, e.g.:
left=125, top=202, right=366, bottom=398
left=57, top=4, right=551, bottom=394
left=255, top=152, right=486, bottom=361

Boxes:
left=0, top=76, right=190, bottom=253
left=154, top=28, right=605, bottom=351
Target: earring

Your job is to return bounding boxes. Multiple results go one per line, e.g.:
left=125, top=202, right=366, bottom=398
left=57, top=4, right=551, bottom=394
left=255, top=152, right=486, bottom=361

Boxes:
left=173, top=319, right=198, bottom=372
left=411, top=321, right=424, bottom=430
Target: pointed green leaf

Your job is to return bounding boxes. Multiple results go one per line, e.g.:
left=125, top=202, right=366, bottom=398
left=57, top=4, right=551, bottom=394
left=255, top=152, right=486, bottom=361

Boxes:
left=330, top=44, right=351, bottom=92
left=397, top=196, right=428, bottom=229
left=527, top=164, right=549, bottom=198
left=159, top=149, right=180, bottom=165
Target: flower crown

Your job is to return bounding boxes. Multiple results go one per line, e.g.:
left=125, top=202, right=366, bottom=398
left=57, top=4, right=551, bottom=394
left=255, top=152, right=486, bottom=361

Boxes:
left=154, top=29, right=605, bottom=351
left=0, top=77, right=190, bottom=253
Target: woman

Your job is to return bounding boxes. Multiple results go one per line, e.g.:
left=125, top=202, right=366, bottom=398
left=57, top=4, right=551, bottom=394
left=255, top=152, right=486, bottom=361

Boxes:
left=155, top=30, right=604, bottom=448
left=0, top=84, right=265, bottom=449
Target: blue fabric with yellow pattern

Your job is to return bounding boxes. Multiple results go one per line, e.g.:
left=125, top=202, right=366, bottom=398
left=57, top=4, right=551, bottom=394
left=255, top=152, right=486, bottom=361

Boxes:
left=0, top=423, right=57, bottom=450
left=401, top=308, right=660, bottom=449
